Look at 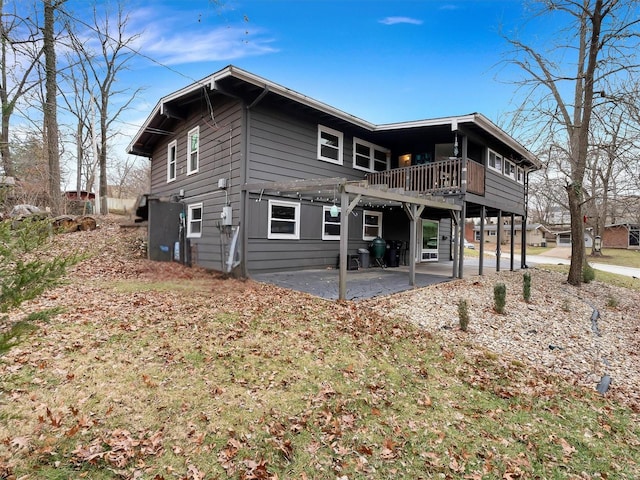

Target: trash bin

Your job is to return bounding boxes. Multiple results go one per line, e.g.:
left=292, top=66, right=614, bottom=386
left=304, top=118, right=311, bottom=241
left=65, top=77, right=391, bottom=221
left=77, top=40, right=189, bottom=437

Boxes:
left=386, top=240, right=400, bottom=267
left=358, top=248, right=370, bottom=268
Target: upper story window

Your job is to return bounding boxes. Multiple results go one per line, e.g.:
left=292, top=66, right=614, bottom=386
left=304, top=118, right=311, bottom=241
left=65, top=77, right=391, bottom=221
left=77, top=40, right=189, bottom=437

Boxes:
left=517, top=167, right=525, bottom=184
left=187, top=126, right=200, bottom=175
left=353, top=138, right=389, bottom=172
left=187, top=203, right=203, bottom=238
left=322, top=206, right=341, bottom=240
left=268, top=200, right=300, bottom=240
left=167, top=140, right=177, bottom=182
left=488, top=149, right=503, bottom=173
left=504, top=159, right=516, bottom=180
left=317, top=125, right=343, bottom=165
left=362, top=210, right=382, bottom=241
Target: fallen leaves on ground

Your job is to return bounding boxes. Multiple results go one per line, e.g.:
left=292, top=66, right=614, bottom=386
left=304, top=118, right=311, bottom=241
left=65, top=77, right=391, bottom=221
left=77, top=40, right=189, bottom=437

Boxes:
left=0, top=216, right=639, bottom=479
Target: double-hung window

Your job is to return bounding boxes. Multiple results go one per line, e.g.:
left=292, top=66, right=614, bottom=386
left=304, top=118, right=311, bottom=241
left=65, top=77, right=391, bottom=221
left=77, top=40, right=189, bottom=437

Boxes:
left=167, top=140, right=177, bottom=182
left=187, top=126, right=200, bottom=175
left=322, top=206, right=341, bottom=240
left=504, top=159, right=516, bottom=180
left=187, top=203, right=203, bottom=238
left=517, top=167, right=525, bottom=184
left=353, top=137, right=389, bottom=172
left=488, top=149, right=503, bottom=173
left=268, top=200, right=300, bottom=239
left=317, top=125, right=343, bottom=165
left=362, top=210, right=382, bottom=241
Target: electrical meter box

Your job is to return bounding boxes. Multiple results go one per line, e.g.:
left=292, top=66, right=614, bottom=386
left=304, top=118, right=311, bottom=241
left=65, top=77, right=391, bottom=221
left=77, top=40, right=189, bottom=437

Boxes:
left=221, top=206, right=233, bottom=226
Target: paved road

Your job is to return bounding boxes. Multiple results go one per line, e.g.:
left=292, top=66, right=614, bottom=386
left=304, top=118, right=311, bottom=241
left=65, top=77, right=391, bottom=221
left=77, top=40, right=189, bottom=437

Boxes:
left=518, top=253, right=640, bottom=278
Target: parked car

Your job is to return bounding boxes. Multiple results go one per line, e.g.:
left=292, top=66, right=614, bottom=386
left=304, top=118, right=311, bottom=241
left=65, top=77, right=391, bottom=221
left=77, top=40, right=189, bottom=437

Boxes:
left=464, top=239, right=475, bottom=249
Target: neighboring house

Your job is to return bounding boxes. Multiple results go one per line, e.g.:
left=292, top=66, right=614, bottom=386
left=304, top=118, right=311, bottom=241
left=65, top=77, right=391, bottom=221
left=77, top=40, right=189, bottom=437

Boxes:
left=127, top=66, right=540, bottom=298
left=602, top=223, right=640, bottom=249
left=554, top=230, right=593, bottom=248
left=474, top=223, right=550, bottom=247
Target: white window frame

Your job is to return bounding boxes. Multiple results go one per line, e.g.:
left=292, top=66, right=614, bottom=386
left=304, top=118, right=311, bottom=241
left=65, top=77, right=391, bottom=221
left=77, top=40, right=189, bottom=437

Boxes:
left=353, top=137, right=389, bottom=172
left=187, top=203, right=203, bottom=238
left=488, top=149, right=503, bottom=173
left=362, top=210, right=382, bottom=241
left=187, top=126, right=200, bottom=175
left=268, top=200, right=300, bottom=240
left=322, top=206, right=341, bottom=240
left=517, top=167, right=525, bottom=184
left=504, top=159, right=516, bottom=180
left=317, top=125, right=343, bottom=165
left=167, top=140, right=177, bottom=182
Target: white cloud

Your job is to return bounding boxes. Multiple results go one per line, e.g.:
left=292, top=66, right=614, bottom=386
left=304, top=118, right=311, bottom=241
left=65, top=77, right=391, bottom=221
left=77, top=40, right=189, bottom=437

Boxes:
left=379, top=16, right=423, bottom=26
left=138, top=27, right=278, bottom=65
left=123, top=4, right=277, bottom=66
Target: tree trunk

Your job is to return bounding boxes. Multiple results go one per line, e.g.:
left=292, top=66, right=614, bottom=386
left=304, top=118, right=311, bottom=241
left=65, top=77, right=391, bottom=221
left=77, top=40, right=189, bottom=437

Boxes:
left=43, top=0, right=62, bottom=214
left=566, top=184, right=586, bottom=285
left=0, top=0, right=13, bottom=178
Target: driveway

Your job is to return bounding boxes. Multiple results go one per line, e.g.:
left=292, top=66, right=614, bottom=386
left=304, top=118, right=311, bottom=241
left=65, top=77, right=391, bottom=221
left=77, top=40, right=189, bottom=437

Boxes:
left=517, top=248, right=640, bottom=278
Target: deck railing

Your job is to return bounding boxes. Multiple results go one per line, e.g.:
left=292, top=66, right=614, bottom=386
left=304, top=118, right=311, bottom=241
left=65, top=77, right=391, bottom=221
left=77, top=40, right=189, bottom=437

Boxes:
left=366, top=158, right=485, bottom=196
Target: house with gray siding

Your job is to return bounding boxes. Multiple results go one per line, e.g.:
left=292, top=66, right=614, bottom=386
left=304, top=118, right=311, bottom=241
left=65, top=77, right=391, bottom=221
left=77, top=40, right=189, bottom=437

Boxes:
left=128, top=66, right=540, bottom=298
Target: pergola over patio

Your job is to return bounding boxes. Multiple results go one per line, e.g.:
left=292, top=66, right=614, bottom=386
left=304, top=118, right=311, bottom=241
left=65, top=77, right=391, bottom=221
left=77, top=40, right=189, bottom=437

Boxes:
left=242, top=177, right=463, bottom=300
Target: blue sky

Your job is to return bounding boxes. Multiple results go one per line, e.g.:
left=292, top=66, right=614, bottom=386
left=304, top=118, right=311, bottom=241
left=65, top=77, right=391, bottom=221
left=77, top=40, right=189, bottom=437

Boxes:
left=115, top=1, right=532, bottom=130
left=55, top=0, right=546, bottom=169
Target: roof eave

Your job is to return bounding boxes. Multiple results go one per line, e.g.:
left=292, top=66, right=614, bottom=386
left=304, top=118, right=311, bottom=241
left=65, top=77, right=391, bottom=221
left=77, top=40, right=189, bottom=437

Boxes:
left=375, top=113, right=541, bottom=170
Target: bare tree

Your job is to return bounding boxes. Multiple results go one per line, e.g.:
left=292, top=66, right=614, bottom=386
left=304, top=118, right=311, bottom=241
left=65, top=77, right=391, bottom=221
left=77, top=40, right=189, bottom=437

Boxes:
left=65, top=2, right=142, bottom=214
left=504, top=0, right=640, bottom=285
left=0, top=0, right=44, bottom=178
left=43, top=0, right=64, bottom=214
left=583, top=98, right=640, bottom=254
left=108, top=156, right=149, bottom=199
left=59, top=45, right=94, bottom=196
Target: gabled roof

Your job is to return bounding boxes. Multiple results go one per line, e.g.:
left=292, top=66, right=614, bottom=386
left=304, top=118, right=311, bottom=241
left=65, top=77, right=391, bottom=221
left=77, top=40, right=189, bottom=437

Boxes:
left=128, top=65, right=540, bottom=169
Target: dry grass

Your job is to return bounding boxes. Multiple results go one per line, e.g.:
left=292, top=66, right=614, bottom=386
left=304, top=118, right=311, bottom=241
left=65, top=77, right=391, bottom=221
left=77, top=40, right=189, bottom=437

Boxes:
left=1, top=219, right=639, bottom=479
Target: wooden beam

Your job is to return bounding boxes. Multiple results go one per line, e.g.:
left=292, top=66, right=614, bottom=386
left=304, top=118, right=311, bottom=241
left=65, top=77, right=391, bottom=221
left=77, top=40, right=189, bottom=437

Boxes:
left=243, top=177, right=348, bottom=193
left=344, top=184, right=461, bottom=211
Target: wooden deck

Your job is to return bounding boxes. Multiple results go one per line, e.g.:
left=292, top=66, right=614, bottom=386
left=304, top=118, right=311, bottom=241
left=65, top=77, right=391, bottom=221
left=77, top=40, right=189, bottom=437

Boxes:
left=366, top=158, right=485, bottom=196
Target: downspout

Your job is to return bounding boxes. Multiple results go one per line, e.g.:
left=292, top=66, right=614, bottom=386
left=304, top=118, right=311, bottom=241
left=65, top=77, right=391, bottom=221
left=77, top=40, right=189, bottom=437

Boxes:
left=521, top=169, right=530, bottom=268
left=240, top=85, right=270, bottom=278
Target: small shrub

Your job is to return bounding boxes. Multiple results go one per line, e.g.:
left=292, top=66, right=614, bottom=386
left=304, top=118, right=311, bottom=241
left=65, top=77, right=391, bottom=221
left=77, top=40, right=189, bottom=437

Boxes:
left=494, top=283, right=506, bottom=314
left=458, top=299, right=470, bottom=332
left=523, top=272, right=531, bottom=302
left=583, top=263, right=596, bottom=283
left=606, top=295, right=619, bottom=308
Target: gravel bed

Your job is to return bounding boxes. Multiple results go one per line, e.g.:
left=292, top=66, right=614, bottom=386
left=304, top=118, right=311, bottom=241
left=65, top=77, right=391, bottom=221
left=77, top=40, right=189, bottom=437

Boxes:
left=364, top=268, right=640, bottom=410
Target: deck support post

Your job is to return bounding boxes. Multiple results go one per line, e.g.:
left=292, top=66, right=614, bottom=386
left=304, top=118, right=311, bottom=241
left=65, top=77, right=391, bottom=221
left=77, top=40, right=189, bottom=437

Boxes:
left=338, top=189, right=350, bottom=301
left=458, top=202, right=467, bottom=278
left=510, top=213, right=515, bottom=271
left=496, top=210, right=502, bottom=272
left=451, top=210, right=460, bottom=279
left=479, top=205, right=486, bottom=276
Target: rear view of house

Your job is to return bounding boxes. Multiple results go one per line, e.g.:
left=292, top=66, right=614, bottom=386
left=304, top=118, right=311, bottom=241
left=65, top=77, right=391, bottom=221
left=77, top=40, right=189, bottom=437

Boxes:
left=128, top=66, right=539, bottom=297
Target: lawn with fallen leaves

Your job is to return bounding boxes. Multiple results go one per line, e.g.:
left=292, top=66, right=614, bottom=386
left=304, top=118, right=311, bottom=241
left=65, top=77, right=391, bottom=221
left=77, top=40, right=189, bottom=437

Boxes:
left=1, top=218, right=639, bottom=479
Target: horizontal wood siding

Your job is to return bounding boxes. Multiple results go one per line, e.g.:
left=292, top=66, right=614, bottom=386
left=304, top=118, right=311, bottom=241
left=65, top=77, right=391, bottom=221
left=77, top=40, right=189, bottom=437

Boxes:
left=149, top=98, right=244, bottom=271
left=247, top=106, right=367, bottom=183
left=245, top=104, right=389, bottom=274
left=482, top=169, right=526, bottom=215
left=247, top=194, right=380, bottom=273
